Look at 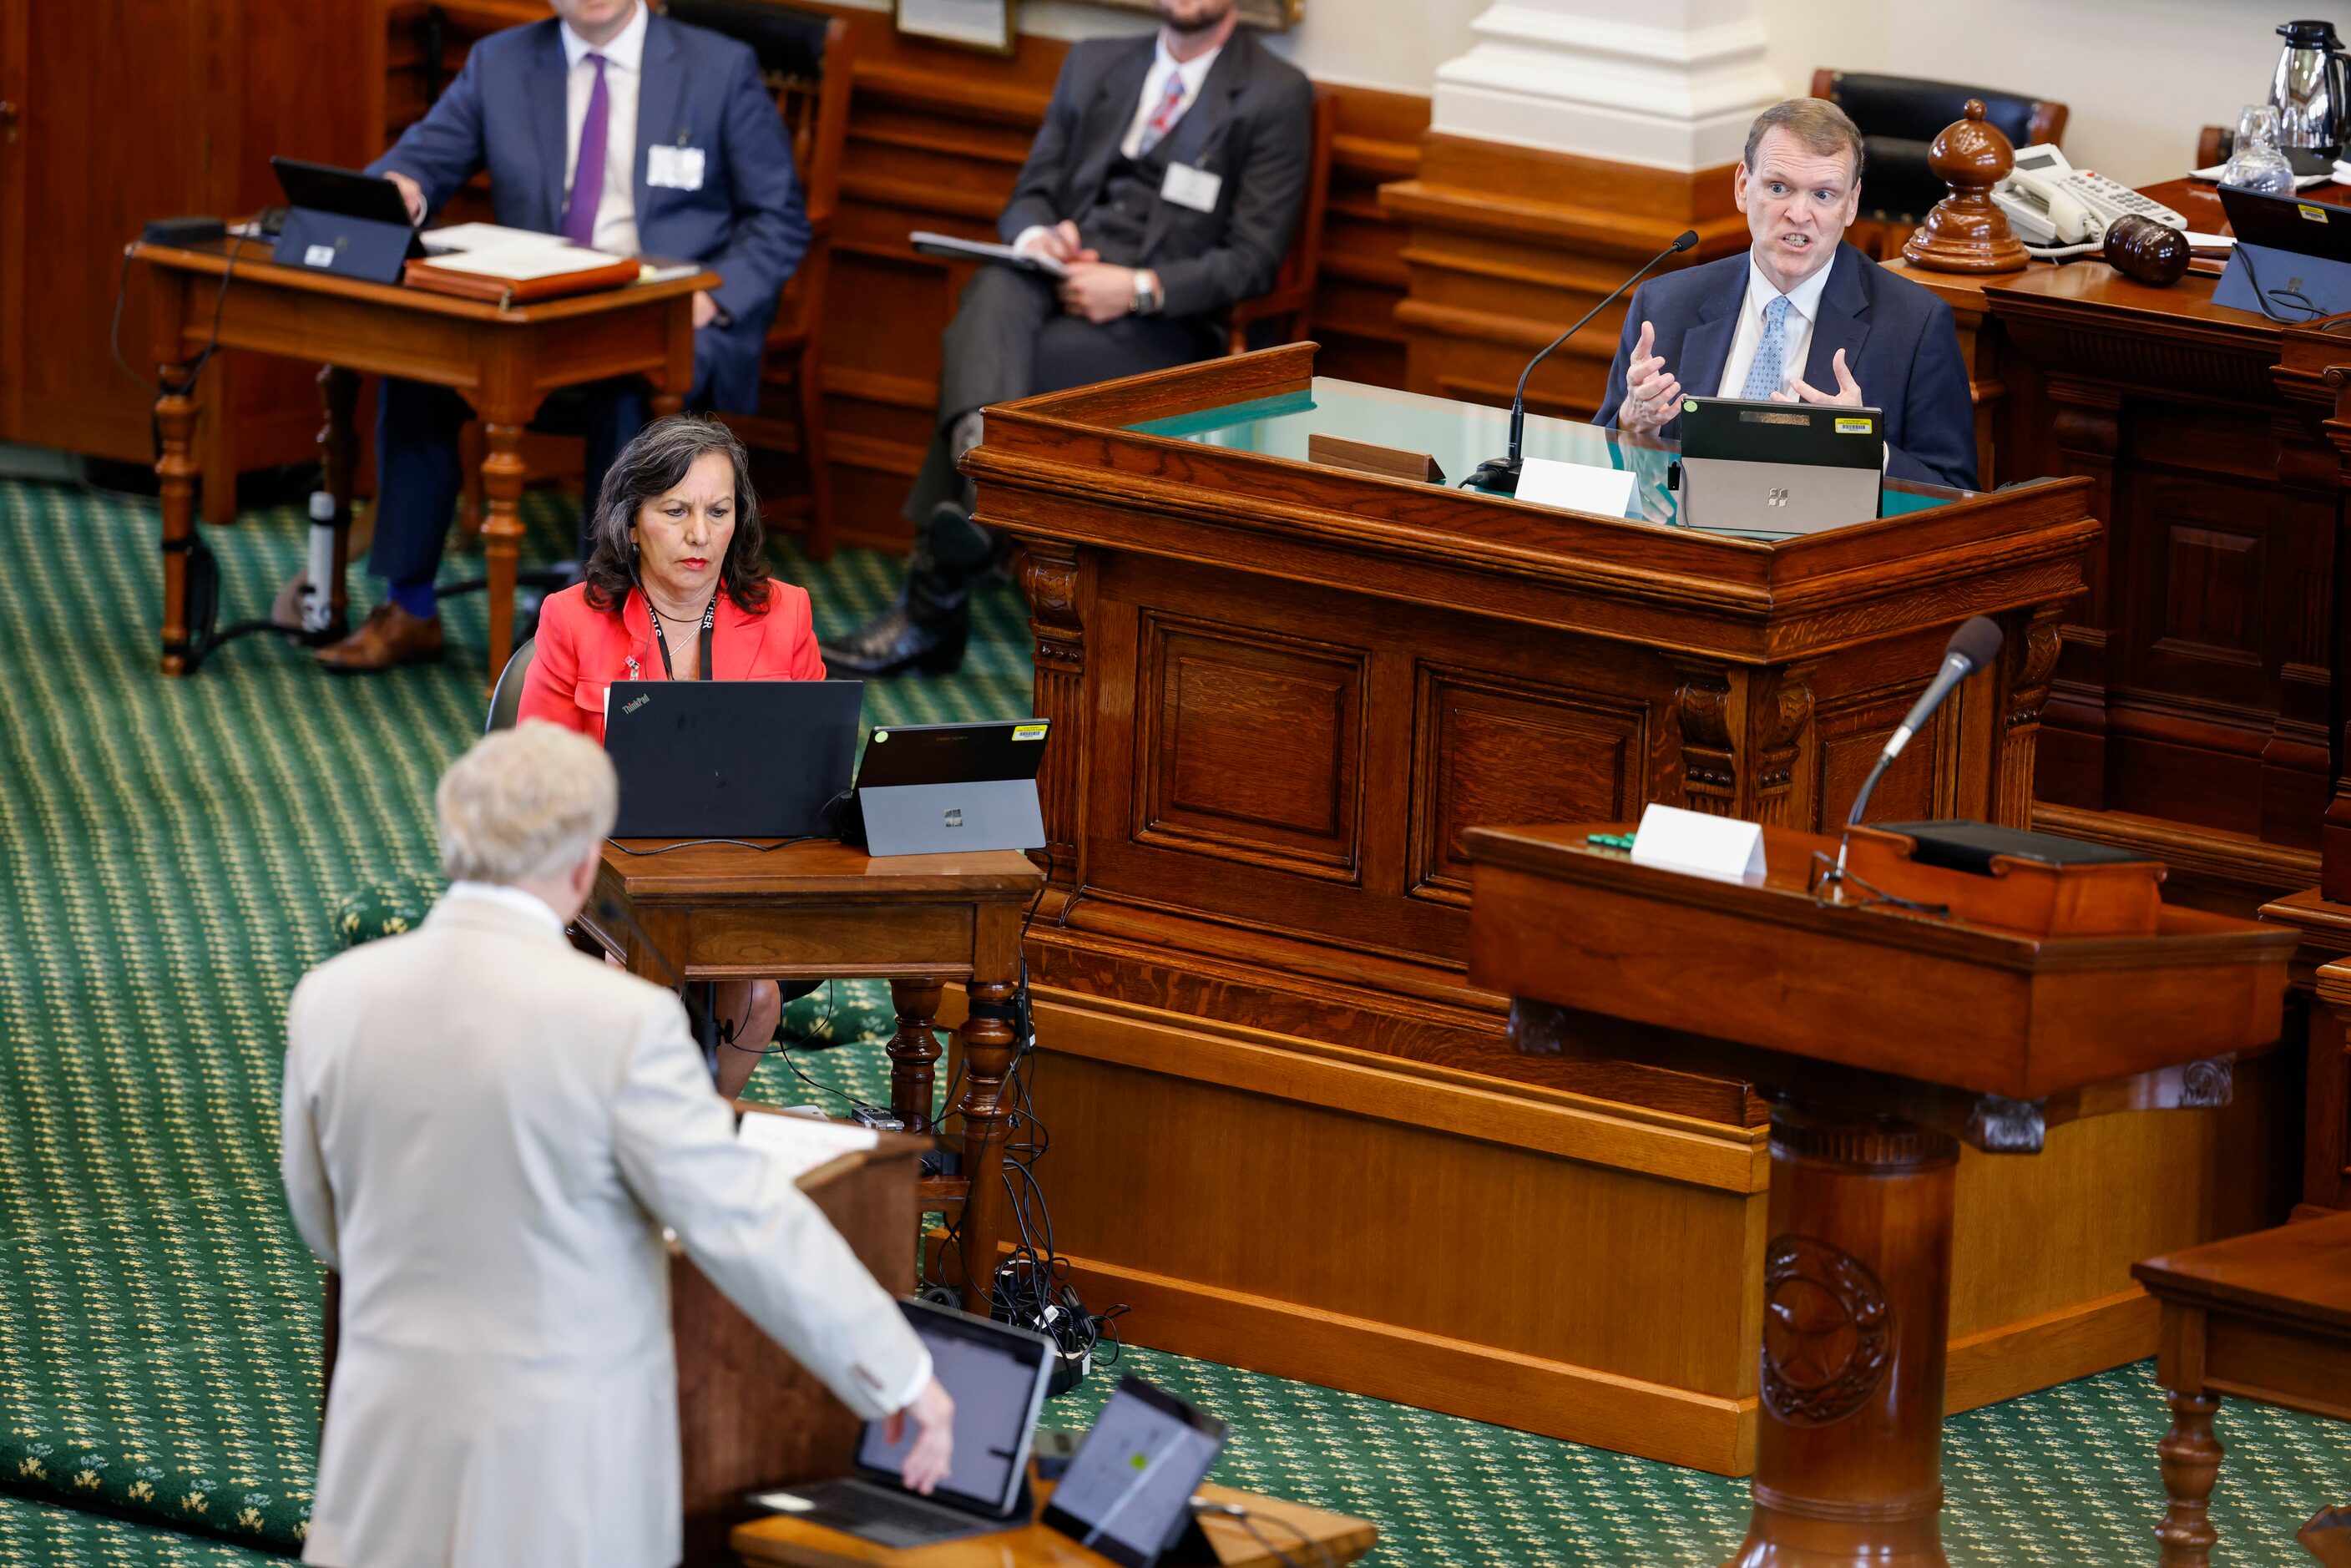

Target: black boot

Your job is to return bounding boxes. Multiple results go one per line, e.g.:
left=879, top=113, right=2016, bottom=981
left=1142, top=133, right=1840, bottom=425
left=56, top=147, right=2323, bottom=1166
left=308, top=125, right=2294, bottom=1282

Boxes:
left=821, top=503, right=989, bottom=678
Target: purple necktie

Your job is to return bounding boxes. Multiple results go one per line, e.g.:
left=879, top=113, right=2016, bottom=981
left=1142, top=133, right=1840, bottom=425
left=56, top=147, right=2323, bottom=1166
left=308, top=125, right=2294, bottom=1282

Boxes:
left=563, top=53, right=609, bottom=246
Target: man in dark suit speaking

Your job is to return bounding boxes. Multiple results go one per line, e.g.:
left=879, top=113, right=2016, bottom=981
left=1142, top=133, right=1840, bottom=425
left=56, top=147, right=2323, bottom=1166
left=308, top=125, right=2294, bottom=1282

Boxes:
left=825, top=0, right=1314, bottom=679
left=1595, top=98, right=1978, bottom=492
left=311, top=0, right=806, bottom=672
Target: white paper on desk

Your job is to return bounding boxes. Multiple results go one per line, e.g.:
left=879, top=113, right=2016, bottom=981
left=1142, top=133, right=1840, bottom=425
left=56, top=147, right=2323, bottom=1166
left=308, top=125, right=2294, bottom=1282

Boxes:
left=422, top=222, right=569, bottom=254
left=736, top=1110, right=877, bottom=1183
left=2186, top=230, right=2235, bottom=250
left=425, top=244, right=629, bottom=281
left=2191, top=163, right=2331, bottom=190
left=1514, top=457, right=1637, bottom=518
left=638, top=262, right=703, bottom=284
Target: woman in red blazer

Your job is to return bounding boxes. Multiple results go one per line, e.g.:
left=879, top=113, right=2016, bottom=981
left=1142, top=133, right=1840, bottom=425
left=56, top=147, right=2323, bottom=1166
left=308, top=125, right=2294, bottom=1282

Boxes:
left=520, top=415, right=826, bottom=1095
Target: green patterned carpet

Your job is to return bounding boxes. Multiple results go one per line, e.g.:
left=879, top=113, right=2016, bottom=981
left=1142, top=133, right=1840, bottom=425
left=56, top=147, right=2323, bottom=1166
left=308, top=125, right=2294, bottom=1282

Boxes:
left=0, top=475, right=2345, bottom=1566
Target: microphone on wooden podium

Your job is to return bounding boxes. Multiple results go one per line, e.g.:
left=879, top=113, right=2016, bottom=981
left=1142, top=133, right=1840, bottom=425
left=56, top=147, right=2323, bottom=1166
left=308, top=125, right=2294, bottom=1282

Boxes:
left=1836, top=616, right=2005, bottom=874
left=1466, top=228, right=1699, bottom=497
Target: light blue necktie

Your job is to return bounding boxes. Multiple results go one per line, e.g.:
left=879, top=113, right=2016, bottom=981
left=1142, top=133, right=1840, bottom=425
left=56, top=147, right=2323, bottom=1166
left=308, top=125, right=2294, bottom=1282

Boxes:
left=1742, top=294, right=1792, bottom=400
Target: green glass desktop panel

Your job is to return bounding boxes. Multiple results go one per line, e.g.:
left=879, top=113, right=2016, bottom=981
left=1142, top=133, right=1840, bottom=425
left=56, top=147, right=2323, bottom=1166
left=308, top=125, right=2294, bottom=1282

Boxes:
left=1129, top=377, right=1965, bottom=540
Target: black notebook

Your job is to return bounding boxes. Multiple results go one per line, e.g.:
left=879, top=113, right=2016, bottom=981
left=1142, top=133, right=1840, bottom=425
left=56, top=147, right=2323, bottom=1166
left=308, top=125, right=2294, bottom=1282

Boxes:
left=1876, top=820, right=2151, bottom=877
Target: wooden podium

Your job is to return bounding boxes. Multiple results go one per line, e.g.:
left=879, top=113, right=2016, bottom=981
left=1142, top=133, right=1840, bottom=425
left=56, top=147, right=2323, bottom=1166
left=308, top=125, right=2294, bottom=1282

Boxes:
left=1464, top=822, right=2293, bottom=1565
left=322, top=1120, right=928, bottom=1568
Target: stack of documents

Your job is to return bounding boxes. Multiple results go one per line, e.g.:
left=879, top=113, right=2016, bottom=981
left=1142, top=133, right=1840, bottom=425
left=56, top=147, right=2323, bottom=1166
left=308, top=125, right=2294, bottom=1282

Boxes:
left=736, top=1108, right=880, bottom=1186
left=407, top=224, right=642, bottom=303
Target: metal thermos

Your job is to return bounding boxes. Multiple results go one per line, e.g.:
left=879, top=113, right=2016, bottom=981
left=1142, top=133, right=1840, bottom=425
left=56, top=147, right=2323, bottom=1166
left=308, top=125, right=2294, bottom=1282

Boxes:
left=2272, top=19, right=2351, bottom=153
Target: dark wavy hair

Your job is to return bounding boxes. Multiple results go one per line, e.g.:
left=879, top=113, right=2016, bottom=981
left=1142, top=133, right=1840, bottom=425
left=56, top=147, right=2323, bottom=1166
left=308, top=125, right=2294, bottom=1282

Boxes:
left=581, top=415, right=771, bottom=615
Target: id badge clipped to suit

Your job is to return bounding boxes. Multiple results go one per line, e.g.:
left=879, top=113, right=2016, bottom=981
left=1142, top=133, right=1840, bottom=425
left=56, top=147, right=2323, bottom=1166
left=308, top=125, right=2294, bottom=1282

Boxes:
left=647, top=144, right=706, bottom=192
left=1160, top=162, right=1223, bottom=214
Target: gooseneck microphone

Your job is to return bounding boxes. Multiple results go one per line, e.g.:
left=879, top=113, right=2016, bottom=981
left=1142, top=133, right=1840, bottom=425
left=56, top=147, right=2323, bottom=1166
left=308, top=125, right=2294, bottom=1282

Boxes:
left=1468, top=229, right=1700, bottom=496
left=1841, top=617, right=2005, bottom=857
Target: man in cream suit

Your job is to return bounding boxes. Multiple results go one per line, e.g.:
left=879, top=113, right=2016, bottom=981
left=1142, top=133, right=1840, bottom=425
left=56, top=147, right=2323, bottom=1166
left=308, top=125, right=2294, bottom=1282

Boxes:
left=281, top=726, right=953, bottom=1568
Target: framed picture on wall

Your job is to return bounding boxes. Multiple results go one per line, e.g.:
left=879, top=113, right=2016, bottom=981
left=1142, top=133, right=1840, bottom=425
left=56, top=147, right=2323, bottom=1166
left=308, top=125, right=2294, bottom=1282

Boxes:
left=1091, top=0, right=1300, bottom=26
left=894, top=0, right=1018, bottom=55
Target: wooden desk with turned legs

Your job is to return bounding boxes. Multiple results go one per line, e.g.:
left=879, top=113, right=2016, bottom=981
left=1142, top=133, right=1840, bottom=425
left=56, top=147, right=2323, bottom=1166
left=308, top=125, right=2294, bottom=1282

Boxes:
left=129, top=237, right=713, bottom=687
left=2132, top=1211, right=2351, bottom=1567
left=573, top=838, right=1046, bottom=1313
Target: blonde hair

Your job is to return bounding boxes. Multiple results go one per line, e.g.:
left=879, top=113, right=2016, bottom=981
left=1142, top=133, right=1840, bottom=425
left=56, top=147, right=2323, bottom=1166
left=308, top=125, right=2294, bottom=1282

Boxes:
left=1744, top=98, right=1867, bottom=187
left=436, top=725, right=619, bottom=885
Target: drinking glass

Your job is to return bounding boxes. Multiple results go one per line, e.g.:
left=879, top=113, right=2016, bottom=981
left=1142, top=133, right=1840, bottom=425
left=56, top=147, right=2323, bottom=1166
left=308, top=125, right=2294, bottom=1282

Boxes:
left=2221, top=104, right=2297, bottom=195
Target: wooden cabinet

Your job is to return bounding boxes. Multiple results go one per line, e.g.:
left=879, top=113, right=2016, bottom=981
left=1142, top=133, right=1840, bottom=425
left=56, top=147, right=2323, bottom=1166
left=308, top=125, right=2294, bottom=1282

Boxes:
left=0, top=0, right=375, bottom=517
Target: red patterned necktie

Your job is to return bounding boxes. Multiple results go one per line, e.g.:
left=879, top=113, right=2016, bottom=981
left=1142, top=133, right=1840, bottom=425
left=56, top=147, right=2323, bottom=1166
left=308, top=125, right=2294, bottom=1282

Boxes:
left=1136, top=70, right=1187, bottom=156
left=563, top=53, right=609, bottom=246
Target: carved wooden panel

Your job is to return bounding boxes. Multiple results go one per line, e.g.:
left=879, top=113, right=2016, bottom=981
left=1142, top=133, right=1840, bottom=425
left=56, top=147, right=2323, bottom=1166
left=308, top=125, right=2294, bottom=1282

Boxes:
left=1408, top=668, right=1646, bottom=905
left=2129, top=473, right=2275, bottom=707
left=1134, top=615, right=1368, bottom=882
left=2158, top=524, right=2263, bottom=664
left=1814, top=691, right=1954, bottom=831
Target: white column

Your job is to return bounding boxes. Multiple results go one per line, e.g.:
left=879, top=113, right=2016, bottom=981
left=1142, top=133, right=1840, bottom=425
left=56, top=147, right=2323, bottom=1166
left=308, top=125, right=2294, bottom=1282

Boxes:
left=1430, top=0, right=1786, bottom=172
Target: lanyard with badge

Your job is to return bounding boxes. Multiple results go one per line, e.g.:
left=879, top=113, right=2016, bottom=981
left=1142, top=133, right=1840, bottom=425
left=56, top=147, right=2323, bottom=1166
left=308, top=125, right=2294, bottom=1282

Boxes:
left=643, top=586, right=716, bottom=680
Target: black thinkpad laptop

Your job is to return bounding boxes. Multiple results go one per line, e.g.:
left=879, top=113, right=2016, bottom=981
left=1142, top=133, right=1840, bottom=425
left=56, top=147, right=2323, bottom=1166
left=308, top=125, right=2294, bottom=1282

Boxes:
left=602, top=680, right=862, bottom=839
left=751, top=1299, right=1055, bottom=1548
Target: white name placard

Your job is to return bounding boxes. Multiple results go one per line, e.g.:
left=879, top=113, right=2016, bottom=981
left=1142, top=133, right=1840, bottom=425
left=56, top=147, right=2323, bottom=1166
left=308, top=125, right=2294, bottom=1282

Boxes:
left=1629, top=802, right=1767, bottom=882
left=1514, top=458, right=1637, bottom=518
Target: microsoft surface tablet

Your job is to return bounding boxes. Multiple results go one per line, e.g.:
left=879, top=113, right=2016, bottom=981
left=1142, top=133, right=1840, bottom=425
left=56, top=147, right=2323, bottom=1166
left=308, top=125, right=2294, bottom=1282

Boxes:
left=1040, top=1377, right=1229, bottom=1568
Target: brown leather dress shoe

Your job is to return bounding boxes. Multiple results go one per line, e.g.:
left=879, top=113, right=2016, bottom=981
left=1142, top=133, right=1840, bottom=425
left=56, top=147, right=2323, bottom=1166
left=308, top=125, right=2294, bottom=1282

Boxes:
left=315, top=602, right=444, bottom=673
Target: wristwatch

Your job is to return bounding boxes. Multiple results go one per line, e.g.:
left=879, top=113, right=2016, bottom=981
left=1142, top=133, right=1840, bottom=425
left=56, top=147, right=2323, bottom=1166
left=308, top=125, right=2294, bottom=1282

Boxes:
left=1129, top=269, right=1163, bottom=316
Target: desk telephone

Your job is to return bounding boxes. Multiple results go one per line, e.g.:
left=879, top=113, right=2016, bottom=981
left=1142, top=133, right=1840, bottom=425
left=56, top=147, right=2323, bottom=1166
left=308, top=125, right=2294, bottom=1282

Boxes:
left=1992, top=144, right=2186, bottom=247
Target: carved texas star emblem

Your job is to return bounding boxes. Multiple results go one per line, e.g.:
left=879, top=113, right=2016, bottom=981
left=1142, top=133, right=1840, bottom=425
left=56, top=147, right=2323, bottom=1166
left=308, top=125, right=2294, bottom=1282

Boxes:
left=1761, top=1235, right=1892, bottom=1426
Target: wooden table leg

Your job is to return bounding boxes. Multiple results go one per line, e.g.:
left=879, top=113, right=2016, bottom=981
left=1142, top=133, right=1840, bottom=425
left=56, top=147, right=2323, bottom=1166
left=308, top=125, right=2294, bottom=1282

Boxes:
left=144, top=264, right=197, bottom=675
left=885, top=980, right=944, bottom=1133
left=316, top=366, right=359, bottom=638
left=156, top=375, right=200, bottom=675
left=1728, top=1107, right=1957, bottom=1568
left=950, top=979, right=1019, bottom=1315
left=478, top=419, right=525, bottom=690
left=2156, top=1390, right=2224, bottom=1567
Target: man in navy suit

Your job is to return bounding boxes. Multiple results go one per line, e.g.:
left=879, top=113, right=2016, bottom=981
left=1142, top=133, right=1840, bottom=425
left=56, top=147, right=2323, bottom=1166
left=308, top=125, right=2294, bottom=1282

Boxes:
left=1595, top=98, right=1978, bottom=493
left=314, top=0, right=806, bottom=671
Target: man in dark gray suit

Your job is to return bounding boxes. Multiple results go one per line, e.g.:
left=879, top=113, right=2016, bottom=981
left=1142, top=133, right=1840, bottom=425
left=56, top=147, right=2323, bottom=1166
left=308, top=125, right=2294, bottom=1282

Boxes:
left=825, top=0, right=1314, bottom=677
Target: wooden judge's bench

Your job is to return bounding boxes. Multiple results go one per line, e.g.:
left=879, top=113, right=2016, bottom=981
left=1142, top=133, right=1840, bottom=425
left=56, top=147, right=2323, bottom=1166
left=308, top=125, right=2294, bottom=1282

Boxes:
left=946, top=342, right=2299, bottom=1475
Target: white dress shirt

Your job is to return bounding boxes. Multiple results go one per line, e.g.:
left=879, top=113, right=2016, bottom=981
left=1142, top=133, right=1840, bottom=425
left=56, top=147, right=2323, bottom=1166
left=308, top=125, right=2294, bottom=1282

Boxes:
left=561, top=0, right=648, bottom=257
left=1716, top=248, right=1838, bottom=399
left=1120, top=36, right=1222, bottom=159
left=445, top=879, right=566, bottom=937
left=1013, top=35, right=1223, bottom=258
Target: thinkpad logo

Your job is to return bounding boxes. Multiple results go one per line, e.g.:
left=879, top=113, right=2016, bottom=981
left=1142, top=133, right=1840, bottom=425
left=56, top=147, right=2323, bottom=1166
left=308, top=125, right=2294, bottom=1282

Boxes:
left=621, top=694, right=651, bottom=715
